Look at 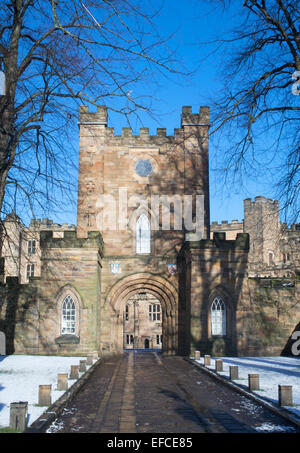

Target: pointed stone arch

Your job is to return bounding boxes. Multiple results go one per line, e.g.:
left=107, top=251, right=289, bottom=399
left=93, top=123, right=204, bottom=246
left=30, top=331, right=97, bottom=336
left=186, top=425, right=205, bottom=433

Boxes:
left=55, top=284, right=82, bottom=338
left=104, top=273, right=178, bottom=354
left=207, top=285, right=235, bottom=340
left=128, top=203, right=159, bottom=255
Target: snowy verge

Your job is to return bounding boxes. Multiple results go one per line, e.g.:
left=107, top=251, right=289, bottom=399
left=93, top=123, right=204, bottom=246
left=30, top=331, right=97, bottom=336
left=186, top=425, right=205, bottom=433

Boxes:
left=194, top=356, right=300, bottom=420
left=0, top=355, right=93, bottom=428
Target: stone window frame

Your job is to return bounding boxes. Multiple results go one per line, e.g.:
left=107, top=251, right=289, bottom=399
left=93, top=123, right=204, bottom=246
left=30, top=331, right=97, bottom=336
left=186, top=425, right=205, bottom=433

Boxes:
left=149, top=303, right=161, bottom=321
left=56, top=285, right=81, bottom=338
left=26, top=263, right=35, bottom=279
left=210, top=297, right=226, bottom=336
left=129, top=152, right=158, bottom=184
left=128, top=206, right=157, bottom=255
left=61, top=295, right=76, bottom=335
left=27, top=239, right=36, bottom=255
left=126, top=334, right=134, bottom=345
left=136, top=213, right=151, bottom=254
left=207, top=289, right=233, bottom=339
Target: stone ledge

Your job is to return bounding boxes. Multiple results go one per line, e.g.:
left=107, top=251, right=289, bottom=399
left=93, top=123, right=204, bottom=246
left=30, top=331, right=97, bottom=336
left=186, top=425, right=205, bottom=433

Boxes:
left=55, top=335, right=80, bottom=345
left=24, top=357, right=101, bottom=433
left=40, top=230, right=104, bottom=253
left=186, top=357, right=300, bottom=430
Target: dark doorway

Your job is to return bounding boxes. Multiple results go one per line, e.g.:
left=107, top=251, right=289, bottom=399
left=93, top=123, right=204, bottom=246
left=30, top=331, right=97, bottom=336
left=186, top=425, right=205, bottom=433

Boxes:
left=144, top=339, right=150, bottom=349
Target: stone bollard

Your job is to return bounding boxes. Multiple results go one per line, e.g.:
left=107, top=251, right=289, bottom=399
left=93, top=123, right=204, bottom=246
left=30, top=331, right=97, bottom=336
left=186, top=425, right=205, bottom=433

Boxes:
left=248, top=374, right=260, bottom=391
left=79, top=360, right=87, bottom=373
left=215, top=360, right=223, bottom=372
left=87, top=354, right=94, bottom=366
left=10, top=401, right=28, bottom=431
left=204, top=355, right=211, bottom=366
left=92, top=351, right=99, bottom=360
left=229, top=365, right=239, bottom=380
left=70, top=365, right=79, bottom=380
left=195, top=351, right=200, bottom=361
left=278, top=385, right=293, bottom=407
left=57, top=373, right=68, bottom=391
left=39, top=385, right=52, bottom=406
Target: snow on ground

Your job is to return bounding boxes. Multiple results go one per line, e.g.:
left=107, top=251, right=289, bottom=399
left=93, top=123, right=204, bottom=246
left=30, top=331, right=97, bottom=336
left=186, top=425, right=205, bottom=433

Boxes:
left=0, top=355, right=92, bottom=428
left=195, top=356, right=300, bottom=421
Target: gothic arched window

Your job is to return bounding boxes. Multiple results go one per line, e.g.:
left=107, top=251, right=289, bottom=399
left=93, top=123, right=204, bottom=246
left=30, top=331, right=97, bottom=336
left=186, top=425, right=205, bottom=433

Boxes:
left=61, top=295, right=76, bottom=335
left=211, top=297, right=226, bottom=336
left=136, top=214, right=151, bottom=254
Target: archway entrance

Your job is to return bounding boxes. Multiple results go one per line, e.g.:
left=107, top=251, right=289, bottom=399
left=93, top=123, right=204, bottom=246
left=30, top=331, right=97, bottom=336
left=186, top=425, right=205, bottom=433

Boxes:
left=106, top=273, right=178, bottom=355
left=123, top=292, right=162, bottom=351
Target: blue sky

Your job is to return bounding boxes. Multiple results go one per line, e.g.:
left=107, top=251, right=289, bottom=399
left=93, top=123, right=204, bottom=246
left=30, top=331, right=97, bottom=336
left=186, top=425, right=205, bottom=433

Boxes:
left=41, top=1, right=287, bottom=227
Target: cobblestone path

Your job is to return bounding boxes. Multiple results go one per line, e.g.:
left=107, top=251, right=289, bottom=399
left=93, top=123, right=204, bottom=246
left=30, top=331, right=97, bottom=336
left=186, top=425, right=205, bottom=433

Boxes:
left=47, top=351, right=300, bottom=433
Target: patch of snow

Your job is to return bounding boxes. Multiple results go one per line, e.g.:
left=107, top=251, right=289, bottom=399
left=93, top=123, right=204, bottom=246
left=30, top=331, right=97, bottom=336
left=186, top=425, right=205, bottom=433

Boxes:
left=240, top=398, right=262, bottom=415
left=0, top=355, right=93, bottom=428
left=255, top=423, right=296, bottom=433
left=195, top=356, right=300, bottom=420
left=46, top=419, right=64, bottom=433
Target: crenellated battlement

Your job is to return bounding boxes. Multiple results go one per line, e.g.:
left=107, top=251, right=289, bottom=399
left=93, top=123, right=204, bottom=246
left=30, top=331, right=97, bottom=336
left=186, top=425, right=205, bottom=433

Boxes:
left=78, top=105, right=108, bottom=125
left=281, top=223, right=300, bottom=233
left=29, top=218, right=76, bottom=231
left=181, top=105, right=210, bottom=126
left=244, top=196, right=279, bottom=208
left=78, top=105, right=208, bottom=143
left=39, top=229, right=104, bottom=251
left=210, top=219, right=244, bottom=240
left=211, top=219, right=243, bottom=229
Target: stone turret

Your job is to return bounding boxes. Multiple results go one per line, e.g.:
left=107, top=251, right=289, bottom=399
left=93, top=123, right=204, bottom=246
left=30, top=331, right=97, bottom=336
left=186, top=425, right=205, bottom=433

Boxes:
left=78, top=105, right=108, bottom=126
left=244, top=196, right=281, bottom=266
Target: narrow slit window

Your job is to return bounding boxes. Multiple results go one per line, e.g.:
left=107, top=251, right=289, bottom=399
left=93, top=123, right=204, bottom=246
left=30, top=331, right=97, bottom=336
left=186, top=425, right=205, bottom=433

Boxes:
left=136, top=214, right=151, bottom=254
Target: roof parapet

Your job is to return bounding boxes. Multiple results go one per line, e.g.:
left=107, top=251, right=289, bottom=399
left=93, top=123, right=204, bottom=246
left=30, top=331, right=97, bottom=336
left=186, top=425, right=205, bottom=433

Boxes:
left=78, top=105, right=108, bottom=126
left=181, top=106, right=210, bottom=127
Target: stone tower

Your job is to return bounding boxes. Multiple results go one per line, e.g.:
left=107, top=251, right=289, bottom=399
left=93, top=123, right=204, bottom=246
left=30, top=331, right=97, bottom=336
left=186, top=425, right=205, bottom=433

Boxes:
left=76, top=105, right=210, bottom=245
left=76, top=105, right=211, bottom=354
left=244, top=196, right=281, bottom=266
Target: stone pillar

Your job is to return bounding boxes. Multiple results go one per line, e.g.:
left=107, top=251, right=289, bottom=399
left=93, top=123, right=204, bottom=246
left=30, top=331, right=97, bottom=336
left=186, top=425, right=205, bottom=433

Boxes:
left=215, top=360, right=223, bottom=372
left=38, top=385, right=52, bottom=406
left=70, top=365, right=79, bottom=380
left=229, top=365, right=239, bottom=380
left=248, top=374, right=260, bottom=391
left=87, top=354, right=94, bottom=365
left=167, top=315, right=173, bottom=354
left=79, top=360, right=87, bottom=372
left=204, top=355, right=211, bottom=366
left=278, top=385, right=293, bottom=407
left=195, top=351, right=200, bottom=361
left=10, top=402, right=28, bottom=431
left=0, top=331, right=5, bottom=355
left=57, top=373, right=68, bottom=391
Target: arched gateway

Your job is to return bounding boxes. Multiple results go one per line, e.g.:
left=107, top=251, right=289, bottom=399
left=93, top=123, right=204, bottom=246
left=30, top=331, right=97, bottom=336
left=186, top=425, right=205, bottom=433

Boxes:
left=105, top=273, right=178, bottom=355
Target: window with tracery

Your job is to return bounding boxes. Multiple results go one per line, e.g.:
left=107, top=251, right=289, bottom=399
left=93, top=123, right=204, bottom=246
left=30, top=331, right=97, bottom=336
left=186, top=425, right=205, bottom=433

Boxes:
left=211, top=297, right=226, bottom=336
left=136, top=214, right=151, bottom=254
left=61, top=295, right=76, bottom=335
